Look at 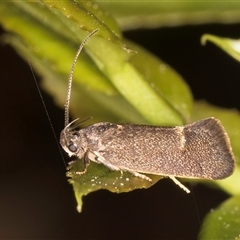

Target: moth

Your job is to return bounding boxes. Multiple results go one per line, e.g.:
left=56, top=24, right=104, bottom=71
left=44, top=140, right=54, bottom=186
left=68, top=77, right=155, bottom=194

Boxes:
left=60, top=29, right=235, bottom=193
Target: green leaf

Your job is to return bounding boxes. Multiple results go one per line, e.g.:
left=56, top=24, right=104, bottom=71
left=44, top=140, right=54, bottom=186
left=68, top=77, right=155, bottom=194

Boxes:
left=201, top=34, right=240, bottom=62
left=41, top=0, right=185, bottom=126
left=126, top=40, right=192, bottom=122
left=192, top=101, right=240, bottom=195
left=97, top=0, right=240, bottom=30
left=40, top=0, right=122, bottom=43
left=199, top=195, right=240, bottom=240
left=68, top=161, right=162, bottom=212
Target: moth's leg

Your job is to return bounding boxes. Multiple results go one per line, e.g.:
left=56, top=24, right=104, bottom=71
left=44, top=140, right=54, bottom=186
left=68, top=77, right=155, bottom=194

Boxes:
left=75, top=150, right=90, bottom=175
left=68, top=160, right=77, bottom=166
left=120, top=170, right=123, bottom=178
left=169, top=176, right=190, bottom=193
left=131, top=171, right=153, bottom=182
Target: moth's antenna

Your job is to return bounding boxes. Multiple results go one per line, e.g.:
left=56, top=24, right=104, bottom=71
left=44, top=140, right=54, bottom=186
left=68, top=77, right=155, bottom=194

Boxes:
left=64, top=29, right=99, bottom=127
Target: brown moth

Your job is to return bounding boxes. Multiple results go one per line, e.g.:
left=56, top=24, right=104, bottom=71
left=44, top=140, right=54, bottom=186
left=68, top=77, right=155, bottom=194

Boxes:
left=60, top=29, right=235, bottom=193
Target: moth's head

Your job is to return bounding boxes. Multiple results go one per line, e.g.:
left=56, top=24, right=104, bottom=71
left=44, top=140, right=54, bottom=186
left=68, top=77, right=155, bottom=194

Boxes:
left=60, top=124, right=87, bottom=159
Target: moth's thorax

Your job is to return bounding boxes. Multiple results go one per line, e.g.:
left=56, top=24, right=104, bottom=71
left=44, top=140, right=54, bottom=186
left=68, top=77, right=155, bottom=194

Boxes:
left=81, top=122, right=123, bottom=149
left=60, top=127, right=88, bottom=159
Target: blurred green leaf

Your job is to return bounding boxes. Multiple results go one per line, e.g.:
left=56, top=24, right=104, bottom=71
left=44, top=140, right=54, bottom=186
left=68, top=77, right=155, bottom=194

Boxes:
left=97, top=0, right=240, bottom=30
left=199, top=195, right=240, bottom=240
left=202, top=34, right=240, bottom=63
left=126, top=40, right=192, bottom=122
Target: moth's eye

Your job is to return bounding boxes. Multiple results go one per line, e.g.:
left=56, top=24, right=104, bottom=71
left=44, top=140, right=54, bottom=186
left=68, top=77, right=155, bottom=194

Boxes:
left=98, top=125, right=107, bottom=133
left=68, top=142, right=78, bottom=152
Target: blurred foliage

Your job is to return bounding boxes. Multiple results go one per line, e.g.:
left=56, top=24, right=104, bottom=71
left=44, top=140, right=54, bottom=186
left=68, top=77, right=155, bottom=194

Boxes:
left=96, top=0, right=240, bottom=30
left=199, top=195, right=240, bottom=239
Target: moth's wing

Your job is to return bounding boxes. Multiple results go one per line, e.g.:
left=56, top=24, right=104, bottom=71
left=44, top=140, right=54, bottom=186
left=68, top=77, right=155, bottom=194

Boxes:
left=182, top=118, right=235, bottom=180
left=84, top=119, right=235, bottom=180
left=83, top=123, right=128, bottom=171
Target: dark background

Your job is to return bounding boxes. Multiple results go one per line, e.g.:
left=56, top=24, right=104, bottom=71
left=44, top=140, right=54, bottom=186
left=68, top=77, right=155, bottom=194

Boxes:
left=1, top=23, right=240, bottom=239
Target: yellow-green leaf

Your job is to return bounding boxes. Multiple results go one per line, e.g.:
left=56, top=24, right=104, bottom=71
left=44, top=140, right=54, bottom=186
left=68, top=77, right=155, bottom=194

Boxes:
left=199, top=195, right=240, bottom=240
left=68, top=161, right=162, bottom=212
left=201, top=34, right=240, bottom=62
